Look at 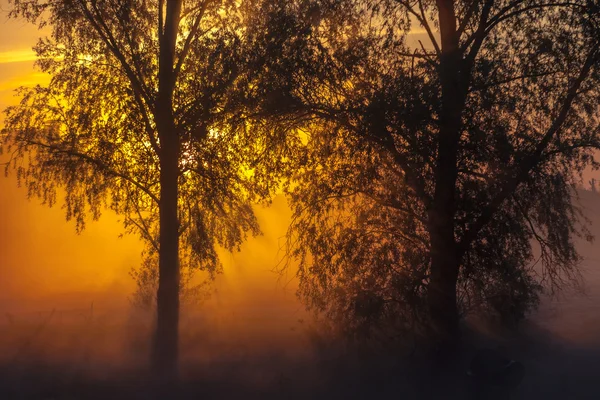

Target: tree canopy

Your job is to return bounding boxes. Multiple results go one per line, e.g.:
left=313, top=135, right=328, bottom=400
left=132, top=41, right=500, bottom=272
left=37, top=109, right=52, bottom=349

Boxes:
left=0, top=0, right=322, bottom=378
left=2, top=0, right=299, bottom=276
left=278, top=0, right=600, bottom=340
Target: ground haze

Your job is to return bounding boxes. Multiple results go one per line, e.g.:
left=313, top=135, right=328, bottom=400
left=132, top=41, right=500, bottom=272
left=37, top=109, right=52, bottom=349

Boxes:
left=0, top=191, right=599, bottom=399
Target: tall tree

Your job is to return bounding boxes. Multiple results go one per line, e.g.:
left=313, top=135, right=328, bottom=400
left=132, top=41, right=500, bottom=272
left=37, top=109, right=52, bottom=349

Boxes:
left=280, top=0, right=600, bottom=348
left=0, top=0, right=301, bottom=380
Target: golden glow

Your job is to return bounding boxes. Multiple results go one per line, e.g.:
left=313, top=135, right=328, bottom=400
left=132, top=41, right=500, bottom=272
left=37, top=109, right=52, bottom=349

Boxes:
left=0, top=49, right=38, bottom=64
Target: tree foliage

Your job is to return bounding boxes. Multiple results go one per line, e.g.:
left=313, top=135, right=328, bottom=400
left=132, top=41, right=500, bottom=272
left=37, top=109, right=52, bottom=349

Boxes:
left=0, top=0, right=305, bottom=296
left=277, top=0, right=600, bottom=338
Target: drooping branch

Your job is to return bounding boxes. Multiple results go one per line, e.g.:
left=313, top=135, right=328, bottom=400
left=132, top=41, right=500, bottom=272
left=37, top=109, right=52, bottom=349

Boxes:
left=460, top=47, right=599, bottom=252
left=75, top=0, right=160, bottom=155
left=19, top=138, right=160, bottom=205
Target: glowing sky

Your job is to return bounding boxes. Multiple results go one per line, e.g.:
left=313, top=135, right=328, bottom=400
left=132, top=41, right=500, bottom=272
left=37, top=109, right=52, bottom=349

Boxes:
left=0, top=2, right=49, bottom=123
left=0, top=3, right=134, bottom=307
left=0, top=7, right=142, bottom=305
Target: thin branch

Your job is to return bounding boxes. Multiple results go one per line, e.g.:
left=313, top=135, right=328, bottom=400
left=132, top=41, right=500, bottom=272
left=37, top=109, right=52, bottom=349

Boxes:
left=21, top=138, right=160, bottom=205
left=173, top=0, right=211, bottom=82
left=128, top=212, right=159, bottom=252
left=462, top=1, right=586, bottom=51
left=299, top=104, right=433, bottom=208
left=394, top=0, right=441, bottom=55
left=76, top=0, right=160, bottom=155
left=456, top=0, right=479, bottom=38
left=460, top=0, right=524, bottom=51
left=514, top=197, right=551, bottom=250
left=457, top=168, right=492, bottom=183
left=397, top=50, right=437, bottom=60
left=358, top=190, right=428, bottom=225
left=417, top=0, right=441, bottom=56
left=462, top=0, right=494, bottom=73
left=470, top=70, right=563, bottom=91
left=0, top=147, right=20, bottom=167
left=485, top=2, right=587, bottom=36
left=83, top=0, right=154, bottom=108
left=460, top=47, right=599, bottom=252
left=418, top=40, right=438, bottom=67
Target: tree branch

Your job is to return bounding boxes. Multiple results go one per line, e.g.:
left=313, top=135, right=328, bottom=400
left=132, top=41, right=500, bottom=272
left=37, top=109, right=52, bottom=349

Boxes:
left=460, top=47, right=598, bottom=252
left=128, top=207, right=159, bottom=252
left=20, top=138, right=160, bottom=205
left=173, top=0, right=211, bottom=82
left=462, top=0, right=494, bottom=75
left=76, top=0, right=160, bottom=155
left=394, top=0, right=441, bottom=56
left=456, top=0, right=479, bottom=38
left=470, top=70, right=563, bottom=91
left=485, top=2, right=587, bottom=37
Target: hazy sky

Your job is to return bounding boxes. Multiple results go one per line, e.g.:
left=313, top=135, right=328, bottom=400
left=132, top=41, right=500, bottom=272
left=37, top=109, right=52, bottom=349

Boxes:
left=0, top=3, right=142, bottom=308
left=0, top=4, right=141, bottom=303
left=0, top=1, right=50, bottom=123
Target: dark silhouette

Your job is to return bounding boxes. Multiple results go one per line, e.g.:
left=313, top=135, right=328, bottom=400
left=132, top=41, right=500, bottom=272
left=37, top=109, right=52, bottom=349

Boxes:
left=467, top=347, right=525, bottom=399
left=277, top=0, right=600, bottom=349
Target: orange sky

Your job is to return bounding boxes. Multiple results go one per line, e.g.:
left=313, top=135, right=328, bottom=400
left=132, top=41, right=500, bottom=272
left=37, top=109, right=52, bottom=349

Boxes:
left=0, top=2, right=49, bottom=123
left=0, top=4, right=136, bottom=310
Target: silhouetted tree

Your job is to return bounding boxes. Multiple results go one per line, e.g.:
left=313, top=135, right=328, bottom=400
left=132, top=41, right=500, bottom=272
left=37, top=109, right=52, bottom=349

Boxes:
left=0, top=0, right=304, bottom=381
left=280, top=0, right=600, bottom=347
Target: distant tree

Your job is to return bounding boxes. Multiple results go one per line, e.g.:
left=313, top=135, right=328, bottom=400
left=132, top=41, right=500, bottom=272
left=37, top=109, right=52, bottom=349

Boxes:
left=279, top=0, right=600, bottom=347
left=0, top=0, right=307, bottom=380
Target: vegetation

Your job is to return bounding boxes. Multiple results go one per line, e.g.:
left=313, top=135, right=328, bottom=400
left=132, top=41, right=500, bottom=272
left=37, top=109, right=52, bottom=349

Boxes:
left=279, top=0, right=600, bottom=346
left=0, top=0, right=307, bottom=380
left=1, top=0, right=600, bottom=383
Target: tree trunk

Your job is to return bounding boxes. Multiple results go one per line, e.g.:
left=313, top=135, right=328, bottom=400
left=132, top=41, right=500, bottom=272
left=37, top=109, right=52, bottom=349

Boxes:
left=426, top=0, right=464, bottom=349
left=152, top=0, right=183, bottom=383
left=427, top=218, right=460, bottom=348
left=153, top=131, right=180, bottom=382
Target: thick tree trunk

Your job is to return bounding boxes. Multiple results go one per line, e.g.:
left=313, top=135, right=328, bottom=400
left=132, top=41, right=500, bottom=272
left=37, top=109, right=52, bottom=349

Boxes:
left=152, top=0, right=183, bottom=383
left=153, top=131, right=180, bottom=382
left=427, top=219, right=460, bottom=347
left=426, top=0, right=465, bottom=349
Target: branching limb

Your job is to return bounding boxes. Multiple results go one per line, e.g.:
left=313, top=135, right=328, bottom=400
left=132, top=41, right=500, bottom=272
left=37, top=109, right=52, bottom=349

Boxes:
left=174, top=0, right=211, bottom=82
left=19, top=138, right=160, bottom=205
left=393, top=0, right=441, bottom=56
left=460, top=47, right=599, bottom=252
